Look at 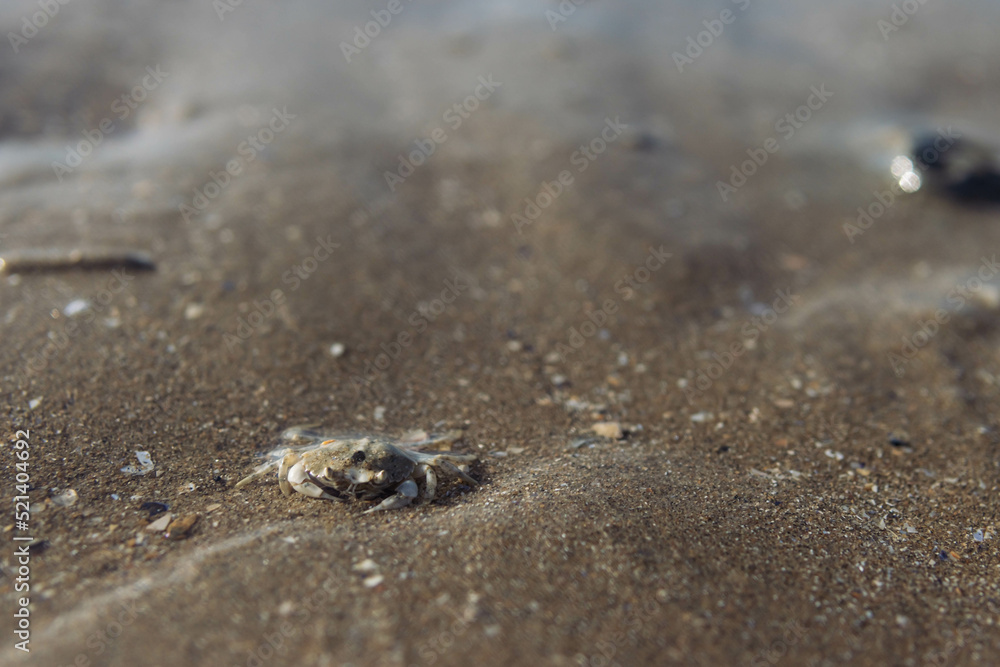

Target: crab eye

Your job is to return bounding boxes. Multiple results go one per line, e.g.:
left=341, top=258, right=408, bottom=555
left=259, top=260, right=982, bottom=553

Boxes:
left=351, top=450, right=366, bottom=464
left=323, top=466, right=335, bottom=479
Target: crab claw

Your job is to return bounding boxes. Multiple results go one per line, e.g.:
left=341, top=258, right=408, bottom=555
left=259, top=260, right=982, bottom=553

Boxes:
left=285, top=457, right=342, bottom=501
left=363, top=479, right=419, bottom=513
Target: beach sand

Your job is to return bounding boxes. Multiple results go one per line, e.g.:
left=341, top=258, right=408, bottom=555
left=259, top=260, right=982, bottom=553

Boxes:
left=1, top=1, right=999, bottom=665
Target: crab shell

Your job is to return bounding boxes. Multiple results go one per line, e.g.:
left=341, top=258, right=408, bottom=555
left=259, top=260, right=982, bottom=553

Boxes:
left=255, top=436, right=478, bottom=512
left=287, top=438, right=417, bottom=500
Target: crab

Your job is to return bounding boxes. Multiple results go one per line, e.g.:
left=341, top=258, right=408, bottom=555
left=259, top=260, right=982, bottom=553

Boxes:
left=234, top=427, right=478, bottom=513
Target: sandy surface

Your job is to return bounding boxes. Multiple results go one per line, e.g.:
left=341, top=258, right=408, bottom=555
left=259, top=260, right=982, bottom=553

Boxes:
left=1, top=1, right=999, bottom=665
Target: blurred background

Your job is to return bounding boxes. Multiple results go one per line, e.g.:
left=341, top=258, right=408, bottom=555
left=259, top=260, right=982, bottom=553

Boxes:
left=2, top=1, right=1000, bottom=666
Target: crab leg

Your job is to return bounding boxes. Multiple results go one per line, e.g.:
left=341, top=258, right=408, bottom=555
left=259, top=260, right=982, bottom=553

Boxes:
left=417, top=464, right=437, bottom=504
left=436, top=459, right=479, bottom=486
left=363, top=479, right=419, bottom=513
left=277, top=452, right=300, bottom=496
left=234, top=460, right=280, bottom=489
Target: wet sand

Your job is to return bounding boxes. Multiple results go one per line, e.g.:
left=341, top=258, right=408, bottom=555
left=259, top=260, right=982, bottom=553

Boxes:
left=1, top=1, right=999, bottom=665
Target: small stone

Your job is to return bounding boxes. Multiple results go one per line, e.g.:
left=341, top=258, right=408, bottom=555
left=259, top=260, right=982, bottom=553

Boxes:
left=165, top=514, right=199, bottom=540
left=353, top=559, right=379, bottom=573
left=28, top=397, right=42, bottom=410
left=145, top=513, right=173, bottom=532
left=888, top=434, right=911, bottom=448
left=773, top=399, right=795, bottom=409
left=140, top=501, right=170, bottom=518
left=374, top=406, right=386, bottom=421
left=506, top=340, right=523, bottom=352
left=690, top=412, right=712, bottom=423
left=64, top=299, right=90, bottom=317
left=550, top=374, right=569, bottom=388
left=508, top=447, right=526, bottom=455
left=591, top=422, right=624, bottom=440
left=205, top=503, right=222, bottom=513
left=184, top=303, right=205, bottom=320
left=51, top=489, right=78, bottom=507
left=363, top=574, right=384, bottom=588
left=330, top=342, right=346, bottom=358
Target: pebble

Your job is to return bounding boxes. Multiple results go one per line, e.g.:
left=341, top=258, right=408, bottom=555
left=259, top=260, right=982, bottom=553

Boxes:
left=330, top=342, right=346, bottom=358
left=28, top=397, right=42, bottom=410
left=63, top=299, right=90, bottom=316
left=353, top=559, right=379, bottom=573
left=374, top=406, right=386, bottom=421
left=690, top=412, right=712, bottom=423
left=51, top=489, right=78, bottom=507
left=363, top=574, right=385, bottom=588
left=145, top=513, right=173, bottom=532
left=165, top=514, right=200, bottom=540
left=591, top=422, right=624, bottom=440
left=184, top=303, right=205, bottom=320
left=140, top=502, right=170, bottom=518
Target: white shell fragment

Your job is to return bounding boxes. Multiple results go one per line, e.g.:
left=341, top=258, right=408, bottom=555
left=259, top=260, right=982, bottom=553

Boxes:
left=51, top=489, right=79, bottom=507
left=145, top=513, right=173, bottom=532
left=122, top=451, right=155, bottom=475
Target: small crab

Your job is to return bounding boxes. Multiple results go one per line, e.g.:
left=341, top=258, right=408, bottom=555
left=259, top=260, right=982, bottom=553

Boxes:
left=235, top=427, right=478, bottom=513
